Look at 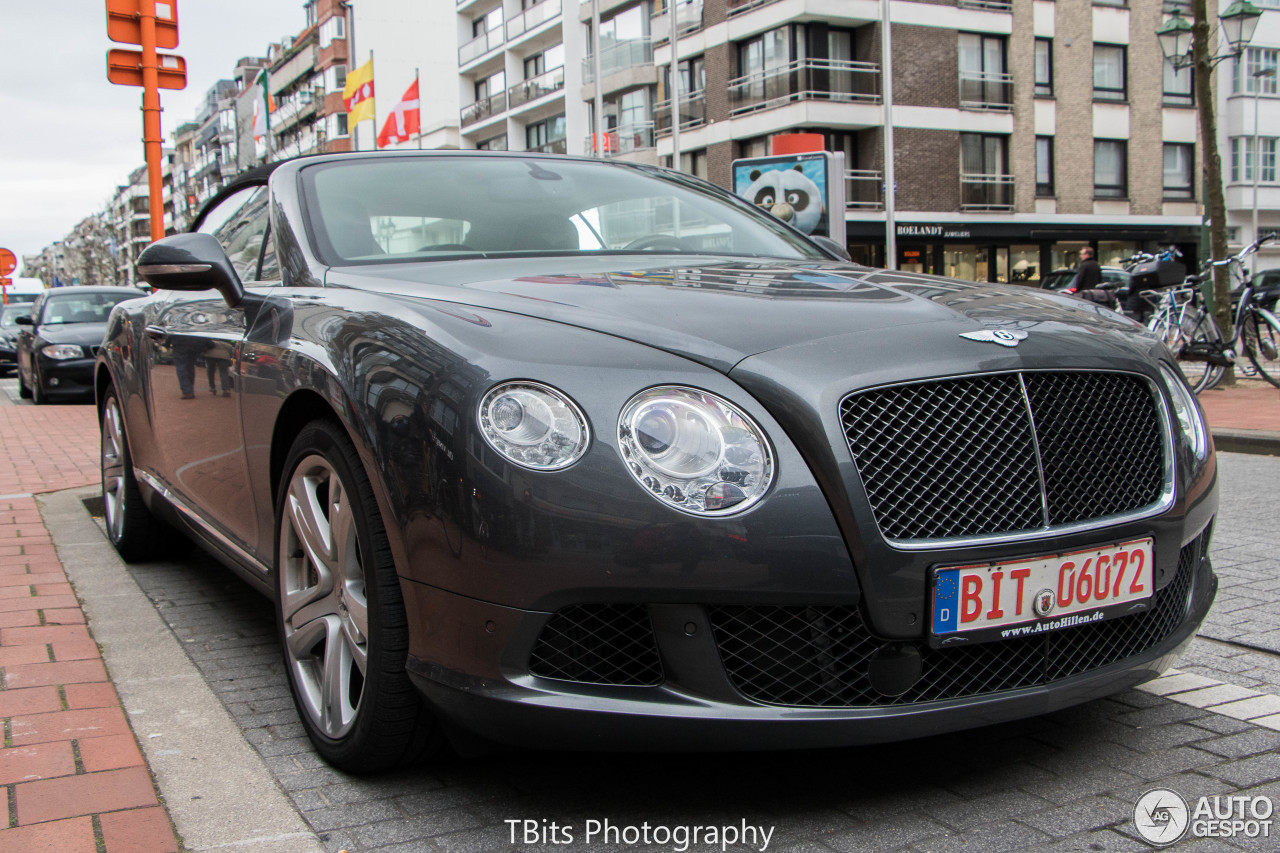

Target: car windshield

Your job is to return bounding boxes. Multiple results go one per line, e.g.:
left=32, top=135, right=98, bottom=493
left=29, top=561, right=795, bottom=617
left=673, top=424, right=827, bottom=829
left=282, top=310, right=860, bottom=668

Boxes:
left=39, top=293, right=135, bottom=325
left=302, top=156, right=828, bottom=265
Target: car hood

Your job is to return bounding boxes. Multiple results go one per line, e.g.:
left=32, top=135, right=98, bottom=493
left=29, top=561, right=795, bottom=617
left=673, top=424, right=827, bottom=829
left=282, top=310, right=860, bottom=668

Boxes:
left=36, top=322, right=109, bottom=347
left=327, top=256, right=1154, bottom=374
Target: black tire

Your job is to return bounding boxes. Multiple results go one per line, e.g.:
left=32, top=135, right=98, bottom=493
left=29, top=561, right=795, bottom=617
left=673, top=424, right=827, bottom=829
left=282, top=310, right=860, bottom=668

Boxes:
left=29, top=367, right=45, bottom=405
left=275, top=419, right=441, bottom=773
left=1244, top=308, right=1280, bottom=389
left=17, top=369, right=30, bottom=399
left=100, top=386, right=189, bottom=562
left=1176, top=307, right=1226, bottom=393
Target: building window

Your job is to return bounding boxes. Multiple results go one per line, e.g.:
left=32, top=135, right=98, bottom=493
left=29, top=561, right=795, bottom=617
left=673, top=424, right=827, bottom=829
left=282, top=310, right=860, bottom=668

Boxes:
left=526, top=114, right=566, bottom=151
left=1036, top=136, right=1054, bottom=196
left=958, top=33, right=1010, bottom=108
left=1034, top=39, right=1053, bottom=97
left=1233, top=47, right=1279, bottom=94
left=960, top=133, right=1011, bottom=209
left=1094, top=140, right=1127, bottom=198
left=663, top=149, right=708, bottom=179
left=1163, top=59, right=1193, bottom=107
left=737, top=136, right=769, bottom=159
left=475, top=70, right=505, bottom=103
left=1093, top=44, right=1127, bottom=101
left=1163, top=143, right=1194, bottom=199
left=473, top=7, right=502, bottom=38
left=326, top=113, right=349, bottom=138
left=737, top=27, right=793, bottom=80
left=524, top=44, right=565, bottom=79
left=1094, top=0, right=1127, bottom=6
left=323, top=64, right=347, bottom=91
left=477, top=135, right=508, bottom=150
left=1231, top=136, right=1278, bottom=182
left=318, top=15, right=345, bottom=48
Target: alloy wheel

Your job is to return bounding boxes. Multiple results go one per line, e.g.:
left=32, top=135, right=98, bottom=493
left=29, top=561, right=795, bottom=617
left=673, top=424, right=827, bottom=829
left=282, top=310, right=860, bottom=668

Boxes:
left=279, top=455, right=369, bottom=739
left=101, top=399, right=127, bottom=544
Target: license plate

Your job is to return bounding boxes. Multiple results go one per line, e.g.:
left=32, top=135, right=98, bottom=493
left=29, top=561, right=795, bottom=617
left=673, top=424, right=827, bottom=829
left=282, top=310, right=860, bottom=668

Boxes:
left=930, top=538, right=1154, bottom=646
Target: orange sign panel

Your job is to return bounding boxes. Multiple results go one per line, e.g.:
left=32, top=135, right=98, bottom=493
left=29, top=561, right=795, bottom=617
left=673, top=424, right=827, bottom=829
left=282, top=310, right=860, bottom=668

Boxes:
left=106, top=49, right=187, bottom=89
left=106, top=0, right=178, bottom=49
left=0, top=249, right=15, bottom=278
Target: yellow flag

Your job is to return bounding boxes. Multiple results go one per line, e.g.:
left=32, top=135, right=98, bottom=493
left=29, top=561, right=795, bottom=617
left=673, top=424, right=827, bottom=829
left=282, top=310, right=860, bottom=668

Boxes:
left=342, top=58, right=376, bottom=125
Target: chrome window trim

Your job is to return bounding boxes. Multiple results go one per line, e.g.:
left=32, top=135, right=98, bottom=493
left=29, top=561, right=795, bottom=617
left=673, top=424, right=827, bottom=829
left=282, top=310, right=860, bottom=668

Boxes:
left=135, top=468, right=271, bottom=574
left=839, top=368, right=1177, bottom=552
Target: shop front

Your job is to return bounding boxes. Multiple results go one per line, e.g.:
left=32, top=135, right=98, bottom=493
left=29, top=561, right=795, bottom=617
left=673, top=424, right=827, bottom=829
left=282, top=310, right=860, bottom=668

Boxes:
left=845, top=220, right=1203, bottom=286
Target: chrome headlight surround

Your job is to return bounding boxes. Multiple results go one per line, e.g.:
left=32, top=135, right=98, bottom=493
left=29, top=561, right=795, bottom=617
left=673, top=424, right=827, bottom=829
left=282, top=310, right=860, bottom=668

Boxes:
left=618, top=385, right=775, bottom=516
left=477, top=381, right=591, bottom=471
left=40, top=344, right=87, bottom=361
left=1159, top=363, right=1208, bottom=459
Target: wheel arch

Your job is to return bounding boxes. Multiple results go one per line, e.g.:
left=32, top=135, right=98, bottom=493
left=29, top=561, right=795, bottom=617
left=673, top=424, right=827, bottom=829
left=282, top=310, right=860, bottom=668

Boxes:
left=269, top=388, right=345, bottom=509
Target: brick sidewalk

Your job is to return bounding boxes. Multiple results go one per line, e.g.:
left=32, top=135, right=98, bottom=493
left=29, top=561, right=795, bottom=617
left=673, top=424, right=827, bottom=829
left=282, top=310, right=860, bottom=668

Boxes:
left=0, top=401, right=180, bottom=853
left=1197, top=380, right=1280, bottom=433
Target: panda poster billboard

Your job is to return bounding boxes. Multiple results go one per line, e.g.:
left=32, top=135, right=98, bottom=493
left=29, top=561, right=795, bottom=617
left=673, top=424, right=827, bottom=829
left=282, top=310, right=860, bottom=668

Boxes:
left=732, top=151, right=846, bottom=244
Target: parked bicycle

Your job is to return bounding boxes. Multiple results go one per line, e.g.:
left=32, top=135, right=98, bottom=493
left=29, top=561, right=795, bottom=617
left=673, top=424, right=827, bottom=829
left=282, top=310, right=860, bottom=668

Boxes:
left=1159, top=232, right=1280, bottom=393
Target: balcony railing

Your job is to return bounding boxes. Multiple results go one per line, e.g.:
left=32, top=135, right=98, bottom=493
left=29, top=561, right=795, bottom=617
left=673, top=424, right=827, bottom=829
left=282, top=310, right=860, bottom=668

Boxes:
left=729, top=59, right=880, bottom=116
left=654, top=91, right=706, bottom=134
left=651, top=0, right=703, bottom=41
left=845, top=170, right=884, bottom=210
left=958, top=0, right=1012, bottom=10
left=959, top=71, right=1013, bottom=110
left=529, top=138, right=568, bottom=155
left=727, top=0, right=783, bottom=15
left=459, top=27, right=503, bottom=65
left=508, top=66, right=565, bottom=110
left=461, top=91, right=508, bottom=127
left=583, top=122, right=656, bottom=156
left=582, top=38, right=655, bottom=83
left=507, top=0, right=559, bottom=40
left=960, top=173, right=1015, bottom=211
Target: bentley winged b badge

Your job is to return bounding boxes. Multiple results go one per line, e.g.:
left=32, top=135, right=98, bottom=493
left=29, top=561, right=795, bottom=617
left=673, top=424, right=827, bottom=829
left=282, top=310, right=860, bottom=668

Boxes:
left=960, top=329, right=1028, bottom=347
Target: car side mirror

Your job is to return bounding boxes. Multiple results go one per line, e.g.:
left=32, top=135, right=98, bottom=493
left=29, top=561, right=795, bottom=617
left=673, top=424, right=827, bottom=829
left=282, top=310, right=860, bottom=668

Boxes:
left=137, top=233, right=247, bottom=309
left=13, top=315, right=32, bottom=326
left=811, top=235, right=852, bottom=262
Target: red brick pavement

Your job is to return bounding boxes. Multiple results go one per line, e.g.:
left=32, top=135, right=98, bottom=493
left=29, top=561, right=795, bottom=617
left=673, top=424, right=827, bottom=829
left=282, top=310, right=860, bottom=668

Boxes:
left=1197, top=381, right=1280, bottom=433
left=0, top=400, right=179, bottom=853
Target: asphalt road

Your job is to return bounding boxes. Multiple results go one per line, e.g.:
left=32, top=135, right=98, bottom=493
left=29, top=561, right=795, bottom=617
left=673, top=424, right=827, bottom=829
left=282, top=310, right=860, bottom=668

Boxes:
left=12, top=385, right=1280, bottom=853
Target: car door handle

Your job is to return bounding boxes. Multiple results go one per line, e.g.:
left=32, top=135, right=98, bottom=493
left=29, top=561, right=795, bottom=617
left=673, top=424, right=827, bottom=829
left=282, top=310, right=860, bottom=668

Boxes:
left=145, top=325, right=167, bottom=341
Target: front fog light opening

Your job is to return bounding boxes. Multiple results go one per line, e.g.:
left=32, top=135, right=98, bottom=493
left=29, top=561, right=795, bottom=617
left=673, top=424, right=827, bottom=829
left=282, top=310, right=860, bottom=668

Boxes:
left=1159, top=364, right=1207, bottom=459
left=618, top=386, right=775, bottom=516
left=478, top=381, right=590, bottom=471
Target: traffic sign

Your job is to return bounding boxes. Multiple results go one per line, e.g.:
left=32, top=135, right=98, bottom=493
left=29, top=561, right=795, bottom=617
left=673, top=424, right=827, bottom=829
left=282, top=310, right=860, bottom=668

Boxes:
left=0, top=249, right=15, bottom=278
left=106, top=0, right=178, bottom=49
left=107, top=49, right=186, bottom=89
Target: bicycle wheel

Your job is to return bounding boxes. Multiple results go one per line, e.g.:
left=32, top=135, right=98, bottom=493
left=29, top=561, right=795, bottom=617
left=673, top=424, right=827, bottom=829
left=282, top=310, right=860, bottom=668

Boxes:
left=1243, top=307, right=1280, bottom=388
left=1175, top=307, right=1226, bottom=393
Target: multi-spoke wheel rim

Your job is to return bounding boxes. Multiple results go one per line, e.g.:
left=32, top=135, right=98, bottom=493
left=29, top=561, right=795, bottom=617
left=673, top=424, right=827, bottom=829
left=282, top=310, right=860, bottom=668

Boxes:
left=280, top=456, right=368, bottom=739
left=101, top=400, right=126, bottom=544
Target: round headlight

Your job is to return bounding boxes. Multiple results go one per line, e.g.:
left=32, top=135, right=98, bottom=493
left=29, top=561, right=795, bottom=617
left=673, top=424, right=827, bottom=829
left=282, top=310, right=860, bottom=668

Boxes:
left=1159, top=364, right=1208, bottom=459
left=618, top=386, right=774, bottom=516
left=478, top=381, right=590, bottom=471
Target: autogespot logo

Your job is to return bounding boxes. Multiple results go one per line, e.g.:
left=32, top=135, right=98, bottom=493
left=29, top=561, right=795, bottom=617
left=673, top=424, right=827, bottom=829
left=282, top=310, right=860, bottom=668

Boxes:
left=1134, top=789, right=1190, bottom=846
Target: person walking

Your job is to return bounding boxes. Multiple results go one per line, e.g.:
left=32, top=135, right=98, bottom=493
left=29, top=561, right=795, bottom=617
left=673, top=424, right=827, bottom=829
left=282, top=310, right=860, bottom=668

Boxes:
left=1069, top=246, right=1102, bottom=292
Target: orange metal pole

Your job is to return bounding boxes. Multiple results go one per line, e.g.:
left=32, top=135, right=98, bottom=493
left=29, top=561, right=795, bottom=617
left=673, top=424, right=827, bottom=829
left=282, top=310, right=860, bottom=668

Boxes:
left=139, top=0, right=165, bottom=242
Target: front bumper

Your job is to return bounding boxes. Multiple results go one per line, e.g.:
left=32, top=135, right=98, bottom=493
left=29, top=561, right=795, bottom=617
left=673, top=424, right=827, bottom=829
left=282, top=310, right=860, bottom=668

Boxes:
left=34, top=357, right=96, bottom=399
left=404, top=527, right=1216, bottom=752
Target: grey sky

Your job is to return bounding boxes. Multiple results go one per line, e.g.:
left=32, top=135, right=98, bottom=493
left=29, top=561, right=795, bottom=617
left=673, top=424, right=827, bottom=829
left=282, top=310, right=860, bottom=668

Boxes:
left=0, top=0, right=304, bottom=274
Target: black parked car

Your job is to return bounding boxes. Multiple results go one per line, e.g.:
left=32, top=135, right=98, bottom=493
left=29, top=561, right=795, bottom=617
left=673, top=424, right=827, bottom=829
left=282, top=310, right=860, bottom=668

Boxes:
left=0, top=301, right=36, bottom=374
left=16, top=287, right=143, bottom=403
left=97, top=152, right=1218, bottom=772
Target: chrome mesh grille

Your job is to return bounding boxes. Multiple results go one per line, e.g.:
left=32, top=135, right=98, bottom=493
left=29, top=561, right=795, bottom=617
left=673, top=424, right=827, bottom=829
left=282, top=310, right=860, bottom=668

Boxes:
left=1023, top=373, right=1165, bottom=526
left=528, top=604, right=663, bottom=686
left=707, top=533, right=1203, bottom=708
left=840, top=372, right=1165, bottom=541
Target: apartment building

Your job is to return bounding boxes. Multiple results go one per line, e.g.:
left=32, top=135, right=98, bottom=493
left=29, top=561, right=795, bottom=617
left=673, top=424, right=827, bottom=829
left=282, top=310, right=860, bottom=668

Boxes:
left=453, top=0, right=1209, bottom=282
left=267, top=0, right=354, bottom=161
left=1222, top=1, right=1280, bottom=270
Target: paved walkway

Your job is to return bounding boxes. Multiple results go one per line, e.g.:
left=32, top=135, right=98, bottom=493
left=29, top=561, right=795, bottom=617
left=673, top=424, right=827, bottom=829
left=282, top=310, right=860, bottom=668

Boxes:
left=0, top=405, right=180, bottom=851
left=1197, top=379, right=1280, bottom=453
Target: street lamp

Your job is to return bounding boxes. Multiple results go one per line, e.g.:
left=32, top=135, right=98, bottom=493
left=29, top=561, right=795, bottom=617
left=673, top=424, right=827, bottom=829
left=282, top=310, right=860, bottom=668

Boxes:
left=1155, top=1, right=1263, bottom=382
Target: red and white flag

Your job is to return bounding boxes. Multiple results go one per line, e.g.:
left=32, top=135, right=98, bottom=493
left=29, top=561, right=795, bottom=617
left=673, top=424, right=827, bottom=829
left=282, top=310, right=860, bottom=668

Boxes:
left=377, top=79, right=421, bottom=148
